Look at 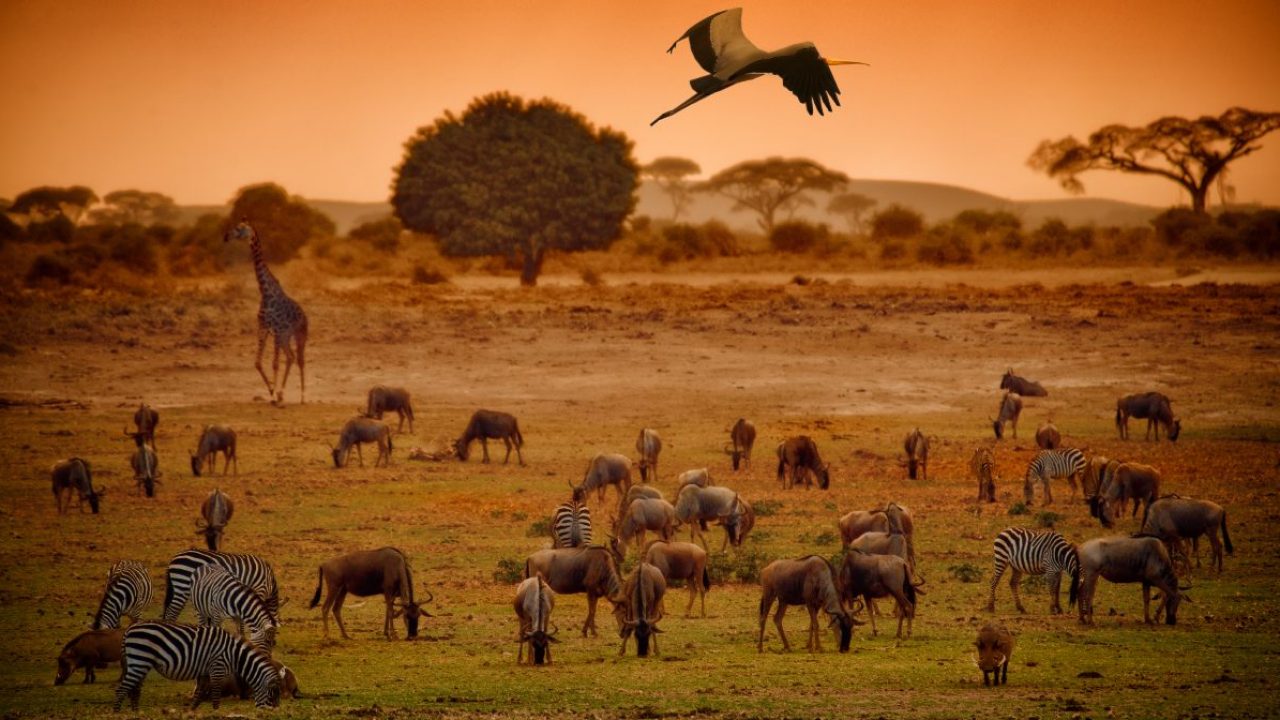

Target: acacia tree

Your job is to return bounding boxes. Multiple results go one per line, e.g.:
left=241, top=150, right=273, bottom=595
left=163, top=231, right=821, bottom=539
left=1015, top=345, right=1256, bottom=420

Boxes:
left=90, top=190, right=180, bottom=226
left=10, top=185, right=98, bottom=223
left=827, top=192, right=877, bottom=235
left=229, top=183, right=336, bottom=263
left=392, top=92, right=639, bottom=286
left=1029, top=107, right=1280, bottom=215
left=642, top=156, right=701, bottom=221
left=698, top=158, right=848, bottom=233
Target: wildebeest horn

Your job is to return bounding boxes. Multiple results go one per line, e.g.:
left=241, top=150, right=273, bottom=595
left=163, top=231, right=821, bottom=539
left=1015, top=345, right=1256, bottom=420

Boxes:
left=422, top=588, right=435, bottom=604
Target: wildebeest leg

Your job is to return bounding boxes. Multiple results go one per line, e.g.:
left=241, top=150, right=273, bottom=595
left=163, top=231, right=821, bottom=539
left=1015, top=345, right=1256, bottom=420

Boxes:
left=502, top=437, right=512, bottom=464
left=514, top=437, right=525, bottom=466
left=585, top=593, right=598, bottom=637
left=719, top=528, right=731, bottom=554
left=332, top=588, right=351, bottom=639
left=773, top=604, right=790, bottom=651
left=1207, top=531, right=1223, bottom=573
left=983, top=668, right=991, bottom=687
left=686, top=579, right=698, bottom=618
left=807, top=606, right=820, bottom=653
left=355, top=443, right=365, bottom=467
left=1142, top=583, right=1153, bottom=624
left=1009, top=570, right=1026, bottom=613
left=1048, top=571, right=1062, bottom=614
left=1078, top=571, right=1097, bottom=625
left=618, top=627, right=629, bottom=656
left=757, top=594, right=773, bottom=652
left=481, top=438, right=491, bottom=463
left=865, top=594, right=879, bottom=635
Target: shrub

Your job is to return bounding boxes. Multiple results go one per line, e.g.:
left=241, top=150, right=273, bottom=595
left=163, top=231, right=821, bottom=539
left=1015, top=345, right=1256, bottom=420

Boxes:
left=411, top=264, right=449, bottom=285
left=1151, top=207, right=1209, bottom=247
left=948, top=563, right=985, bottom=583
left=707, top=546, right=774, bottom=584
left=493, top=557, right=524, bottom=584
left=871, top=204, right=924, bottom=242
left=953, top=209, right=1021, bottom=234
left=1035, top=511, right=1062, bottom=528
left=917, top=225, right=975, bottom=265
left=1027, top=218, right=1072, bottom=256
left=880, top=239, right=907, bottom=261
left=102, top=224, right=159, bottom=273
left=349, top=217, right=403, bottom=253
left=26, top=215, right=74, bottom=244
left=1007, top=502, right=1029, bottom=516
left=580, top=267, right=604, bottom=286
left=769, top=221, right=830, bottom=254
left=525, top=518, right=550, bottom=538
left=660, top=221, right=740, bottom=260
left=25, top=254, right=73, bottom=286
left=752, top=499, right=783, bottom=517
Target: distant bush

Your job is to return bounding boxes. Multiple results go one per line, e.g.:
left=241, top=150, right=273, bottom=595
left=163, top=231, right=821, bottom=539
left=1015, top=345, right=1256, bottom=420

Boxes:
left=953, top=209, right=1021, bottom=234
left=25, top=254, right=73, bottom=286
left=917, top=225, right=975, bottom=265
left=493, top=557, right=524, bottom=584
left=0, top=213, right=23, bottom=243
left=349, top=217, right=403, bottom=253
left=1151, top=208, right=1209, bottom=247
left=26, top=216, right=74, bottom=244
left=871, top=204, right=924, bottom=242
left=880, top=239, right=907, bottom=261
left=752, top=499, right=783, bottom=517
left=707, top=546, right=774, bottom=584
left=1035, top=511, right=1063, bottom=528
left=659, top=221, right=740, bottom=261
left=580, top=267, right=604, bottom=286
left=769, top=221, right=831, bottom=254
left=411, top=264, right=449, bottom=285
left=1007, top=502, right=1029, bottom=516
left=525, top=518, right=550, bottom=538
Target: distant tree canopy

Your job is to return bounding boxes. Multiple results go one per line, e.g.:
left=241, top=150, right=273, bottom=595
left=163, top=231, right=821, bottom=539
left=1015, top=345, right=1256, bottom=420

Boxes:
left=870, top=204, right=924, bottom=242
left=230, top=183, right=336, bottom=264
left=698, top=158, right=848, bottom=234
left=826, top=192, right=877, bottom=235
left=642, top=156, right=702, bottom=221
left=1029, top=107, right=1280, bottom=215
left=10, top=185, right=98, bottom=223
left=392, top=92, right=639, bottom=286
left=90, top=190, right=179, bottom=226
left=348, top=216, right=403, bottom=253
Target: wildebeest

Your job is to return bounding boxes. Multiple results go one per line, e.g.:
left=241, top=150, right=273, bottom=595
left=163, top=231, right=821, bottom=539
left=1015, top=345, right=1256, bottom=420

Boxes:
left=330, top=417, right=393, bottom=468
left=837, top=550, right=919, bottom=638
left=514, top=574, right=557, bottom=665
left=361, top=385, right=415, bottom=433
left=196, top=489, right=234, bottom=551
left=1000, top=369, right=1047, bottom=397
left=1081, top=455, right=1113, bottom=500
left=613, top=562, right=666, bottom=657
left=991, top=392, right=1023, bottom=440
left=971, top=448, right=996, bottom=503
left=757, top=556, right=854, bottom=653
left=1077, top=535, right=1188, bottom=625
left=674, top=485, right=755, bottom=552
left=55, top=628, right=123, bottom=685
left=1116, top=392, right=1181, bottom=442
left=452, top=409, right=524, bottom=464
left=676, top=467, right=712, bottom=490
left=902, top=428, right=929, bottom=481
left=523, top=546, right=622, bottom=637
left=1140, top=496, right=1233, bottom=573
left=836, top=503, right=916, bottom=566
left=727, top=418, right=757, bottom=471
left=1035, top=421, right=1061, bottom=450
left=776, top=435, right=830, bottom=490
left=975, top=622, right=1015, bottom=687
left=574, top=453, right=632, bottom=504
left=1090, top=462, right=1161, bottom=528
left=612, top=497, right=679, bottom=558
left=125, top=429, right=159, bottom=497
left=51, top=457, right=103, bottom=514
left=309, top=547, right=432, bottom=640
left=634, top=428, right=662, bottom=484
left=132, top=403, right=159, bottom=448
left=644, top=540, right=710, bottom=618
left=190, top=425, right=238, bottom=477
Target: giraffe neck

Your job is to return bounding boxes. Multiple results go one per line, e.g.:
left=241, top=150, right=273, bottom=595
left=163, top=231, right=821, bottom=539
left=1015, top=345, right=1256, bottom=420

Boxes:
left=249, top=235, right=284, bottom=301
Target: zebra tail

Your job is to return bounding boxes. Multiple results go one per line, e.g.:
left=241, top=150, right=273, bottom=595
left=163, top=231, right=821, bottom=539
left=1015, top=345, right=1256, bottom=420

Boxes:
left=1222, top=513, right=1234, bottom=555
left=162, top=572, right=176, bottom=618
left=309, top=567, right=324, bottom=609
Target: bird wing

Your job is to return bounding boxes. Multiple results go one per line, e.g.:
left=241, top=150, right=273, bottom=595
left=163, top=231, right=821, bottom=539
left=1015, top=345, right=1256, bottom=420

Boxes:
left=735, top=44, right=842, bottom=116
left=668, top=7, right=764, bottom=77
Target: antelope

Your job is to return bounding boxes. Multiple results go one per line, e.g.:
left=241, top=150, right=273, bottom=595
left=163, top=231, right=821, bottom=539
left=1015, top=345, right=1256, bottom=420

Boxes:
left=634, top=428, right=662, bottom=484
left=776, top=435, right=830, bottom=490
left=727, top=418, right=757, bottom=471
left=330, top=417, right=393, bottom=468
left=196, top=489, right=234, bottom=551
left=190, top=425, right=237, bottom=476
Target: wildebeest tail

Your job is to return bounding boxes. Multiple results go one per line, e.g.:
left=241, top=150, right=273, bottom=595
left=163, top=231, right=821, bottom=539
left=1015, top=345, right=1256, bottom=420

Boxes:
left=1115, top=406, right=1122, bottom=429
left=309, top=567, right=324, bottom=609
left=397, top=549, right=415, bottom=604
left=513, top=422, right=524, bottom=448
left=907, top=458, right=919, bottom=481
left=903, top=573, right=917, bottom=609
left=702, top=566, right=711, bottom=591
left=1222, top=512, right=1234, bottom=555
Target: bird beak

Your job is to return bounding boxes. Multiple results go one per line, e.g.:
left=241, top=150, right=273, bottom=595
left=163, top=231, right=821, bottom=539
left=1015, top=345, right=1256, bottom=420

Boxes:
left=825, top=59, right=868, bottom=67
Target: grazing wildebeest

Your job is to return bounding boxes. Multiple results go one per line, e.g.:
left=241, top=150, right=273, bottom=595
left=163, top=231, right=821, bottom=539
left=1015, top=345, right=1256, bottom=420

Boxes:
left=196, top=489, right=234, bottom=551
left=125, top=429, right=159, bottom=497
left=574, top=453, right=632, bottom=504
left=975, top=623, right=1015, bottom=687
left=1081, top=455, right=1113, bottom=500
left=55, top=628, right=123, bottom=685
left=452, top=409, right=524, bottom=464
left=1000, top=369, right=1047, bottom=397
left=991, top=392, right=1023, bottom=440
left=132, top=403, right=159, bottom=448
left=1035, top=421, right=1061, bottom=450
left=309, top=547, right=432, bottom=640
left=330, top=417, right=393, bottom=468
left=836, top=503, right=916, bottom=566
left=758, top=556, right=855, bottom=653
left=614, top=497, right=679, bottom=553
left=674, top=485, right=755, bottom=552
left=1140, top=496, right=1233, bottom=573
left=1023, top=448, right=1086, bottom=505
left=51, top=457, right=103, bottom=514
left=1090, top=462, right=1161, bottom=528
left=613, top=562, right=666, bottom=657
left=902, top=428, right=929, bottom=481
left=190, top=425, right=237, bottom=477
left=728, top=418, right=757, bottom=471
left=1116, top=392, right=1181, bottom=442
left=1077, top=535, right=1189, bottom=625
left=514, top=574, right=557, bottom=665
left=634, top=428, right=662, bottom=484
left=361, top=385, right=415, bottom=433
left=676, top=468, right=712, bottom=490
left=523, top=546, right=621, bottom=637
left=644, top=540, right=710, bottom=618
left=971, top=448, right=996, bottom=503
left=776, top=435, right=830, bottom=490
left=837, top=550, right=919, bottom=638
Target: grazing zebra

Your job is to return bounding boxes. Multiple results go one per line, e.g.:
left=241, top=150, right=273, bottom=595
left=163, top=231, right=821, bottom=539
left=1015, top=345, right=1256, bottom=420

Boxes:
left=114, top=622, right=280, bottom=710
left=1023, top=448, right=1087, bottom=506
left=971, top=448, right=996, bottom=503
left=93, top=560, right=153, bottom=630
left=985, top=527, right=1080, bottom=614
left=163, top=550, right=279, bottom=622
left=551, top=500, right=592, bottom=548
left=190, top=564, right=279, bottom=652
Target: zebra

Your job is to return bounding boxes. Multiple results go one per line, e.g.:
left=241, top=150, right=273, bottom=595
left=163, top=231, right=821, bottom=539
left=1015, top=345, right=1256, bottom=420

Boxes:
left=1023, top=448, right=1087, bottom=506
left=92, top=560, right=153, bottom=630
left=985, top=527, right=1080, bottom=614
left=114, top=622, right=280, bottom=710
left=163, top=549, right=279, bottom=623
left=551, top=500, right=592, bottom=548
left=190, top=564, right=279, bottom=652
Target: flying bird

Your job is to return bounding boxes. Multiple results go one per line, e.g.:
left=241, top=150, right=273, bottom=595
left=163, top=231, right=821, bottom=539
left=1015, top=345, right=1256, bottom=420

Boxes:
left=652, top=7, right=866, bottom=126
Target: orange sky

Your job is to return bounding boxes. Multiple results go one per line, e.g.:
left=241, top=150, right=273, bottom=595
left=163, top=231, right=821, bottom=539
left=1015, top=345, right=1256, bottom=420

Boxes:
left=2, top=0, right=1278, bottom=208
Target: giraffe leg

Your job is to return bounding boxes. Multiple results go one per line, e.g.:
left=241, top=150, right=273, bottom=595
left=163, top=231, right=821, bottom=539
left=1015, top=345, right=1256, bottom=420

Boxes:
left=254, top=326, right=275, bottom=397
left=270, top=343, right=282, bottom=404
left=295, top=330, right=307, bottom=404
left=278, top=342, right=297, bottom=405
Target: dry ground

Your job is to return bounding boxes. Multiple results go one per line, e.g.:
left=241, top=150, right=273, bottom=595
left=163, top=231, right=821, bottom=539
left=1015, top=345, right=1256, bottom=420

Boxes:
left=1, top=268, right=1279, bottom=719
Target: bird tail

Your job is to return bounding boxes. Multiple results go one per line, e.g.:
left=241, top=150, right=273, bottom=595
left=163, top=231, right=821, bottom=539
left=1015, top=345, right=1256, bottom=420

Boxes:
left=689, top=75, right=720, bottom=94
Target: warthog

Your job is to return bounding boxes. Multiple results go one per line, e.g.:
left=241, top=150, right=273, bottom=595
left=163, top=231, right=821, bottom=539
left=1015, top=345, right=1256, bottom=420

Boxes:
left=612, top=497, right=679, bottom=559
left=613, top=562, right=666, bottom=657
left=975, top=622, right=1014, bottom=687
left=1000, top=369, right=1047, bottom=397
left=837, top=550, right=919, bottom=638
left=361, top=385, right=415, bottom=433
left=574, top=453, right=632, bottom=504
left=902, top=428, right=929, bottom=481
left=309, top=547, right=432, bottom=640
left=514, top=574, right=558, bottom=665
left=51, top=457, right=104, bottom=514
left=1090, top=462, right=1161, bottom=528
left=197, top=656, right=300, bottom=702
left=1035, top=421, right=1061, bottom=450
left=330, top=417, right=393, bottom=468
left=1140, top=496, right=1233, bottom=573
left=758, top=556, right=855, bottom=653
left=727, top=418, right=757, bottom=471
left=523, top=546, right=622, bottom=637
left=991, top=392, right=1022, bottom=440
left=644, top=540, right=710, bottom=618
left=190, top=425, right=237, bottom=477
left=1078, top=535, right=1189, bottom=625
left=1116, top=392, right=1181, bottom=442
left=635, top=428, right=662, bottom=484
left=125, top=429, right=159, bottom=497
left=132, top=403, right=159, bottom=448
left=196, top=488, right=235, bottom=551
left=674, top=485, right=755, bottom=552
left=971, top=448, right=996, bottom=503
left=55, top=629, right=123, bottom=685
left=776, top=435, right=831, bottom=490
left=453, top=409, right=524, bottom=464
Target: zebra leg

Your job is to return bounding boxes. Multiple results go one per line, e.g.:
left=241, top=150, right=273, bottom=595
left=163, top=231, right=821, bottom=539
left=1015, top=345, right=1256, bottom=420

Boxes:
left=986, top=558, right=1006, bottom=612
left=1048, top=571, right=1063, bottom=614
left=1009, top=570, right=1026, bottom=613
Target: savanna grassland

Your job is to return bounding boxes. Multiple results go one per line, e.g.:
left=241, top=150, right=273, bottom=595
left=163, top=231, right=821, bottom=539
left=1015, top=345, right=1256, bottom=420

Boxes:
left=1, top=269, right=1279, bottom=719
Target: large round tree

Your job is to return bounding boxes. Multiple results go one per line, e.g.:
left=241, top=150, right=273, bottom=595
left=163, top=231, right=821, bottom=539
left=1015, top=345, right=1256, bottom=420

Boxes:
left=392, top=92, right=639, bottom=286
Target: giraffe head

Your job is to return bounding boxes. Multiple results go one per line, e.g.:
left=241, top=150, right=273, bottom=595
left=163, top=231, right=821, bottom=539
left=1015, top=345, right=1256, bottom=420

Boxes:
left=224, top=218, right=256, bottom=243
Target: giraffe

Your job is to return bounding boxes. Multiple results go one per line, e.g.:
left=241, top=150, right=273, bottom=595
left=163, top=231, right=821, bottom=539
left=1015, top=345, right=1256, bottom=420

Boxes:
left=224, top=220, right=308, bottom=405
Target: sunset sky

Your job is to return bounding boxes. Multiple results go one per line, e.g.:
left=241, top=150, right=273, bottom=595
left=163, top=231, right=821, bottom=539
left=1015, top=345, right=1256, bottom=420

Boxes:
left=2, top=0, right=1278, bottom=209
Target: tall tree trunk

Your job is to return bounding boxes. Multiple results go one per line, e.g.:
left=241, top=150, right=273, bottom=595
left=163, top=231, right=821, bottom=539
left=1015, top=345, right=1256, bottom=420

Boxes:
left=1189, top=185, right=1209, bottom=215
left=520, top=242, right=544, bottom=287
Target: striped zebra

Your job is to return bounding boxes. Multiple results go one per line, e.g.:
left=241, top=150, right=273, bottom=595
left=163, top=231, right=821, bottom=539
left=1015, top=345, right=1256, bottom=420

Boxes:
left=1023, top=448, right=1086, bottom=505
left=551, top=501, right=592, bottom=548
left=191, top=564, right=279, bottom=652
left=93, top=560, right=153, bottom=630
left=985, top=527, right=1080, bottom=614
left=163, top=550, right=279, bottom=622
left=114, top=622, right=280, bottom=710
